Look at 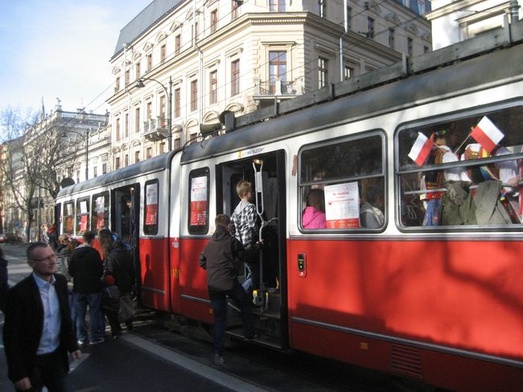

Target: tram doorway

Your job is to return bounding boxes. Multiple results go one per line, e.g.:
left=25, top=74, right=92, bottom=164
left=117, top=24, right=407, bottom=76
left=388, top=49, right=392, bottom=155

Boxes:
left=217, top=150, right=288, bottom=348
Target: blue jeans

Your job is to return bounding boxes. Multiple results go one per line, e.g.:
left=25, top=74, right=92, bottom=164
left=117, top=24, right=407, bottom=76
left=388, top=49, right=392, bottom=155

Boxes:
left=74, top=291, right=103, bottom=342
left=210, top=280, right=255, bottom=356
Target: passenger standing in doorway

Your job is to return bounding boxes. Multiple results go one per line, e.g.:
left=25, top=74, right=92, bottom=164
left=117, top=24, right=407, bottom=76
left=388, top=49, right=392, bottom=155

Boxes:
left=230, top=180, right=260, bottom=292
left=199, top=214, right=256, bottom=365
left=68, top=231, right=105, bottom=345
left=3, top=242, right=81, bottom=392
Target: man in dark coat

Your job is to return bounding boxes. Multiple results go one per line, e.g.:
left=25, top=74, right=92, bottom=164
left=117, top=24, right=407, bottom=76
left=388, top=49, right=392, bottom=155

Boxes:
left=3, top=242, right=81, bottom=391
left=199, top=214, right=256, bottom=365
left=68, top=231, right=105, bottom=345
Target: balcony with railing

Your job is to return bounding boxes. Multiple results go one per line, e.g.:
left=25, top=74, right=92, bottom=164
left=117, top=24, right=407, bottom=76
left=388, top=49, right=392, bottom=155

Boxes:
left=253, top=78, right=303, bottom=100
left=142, top=117, right=169, bottom=142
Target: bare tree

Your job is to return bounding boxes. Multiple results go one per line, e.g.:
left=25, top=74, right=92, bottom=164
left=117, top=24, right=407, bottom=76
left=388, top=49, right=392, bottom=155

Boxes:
left=0, top=107, right=81, bottom=241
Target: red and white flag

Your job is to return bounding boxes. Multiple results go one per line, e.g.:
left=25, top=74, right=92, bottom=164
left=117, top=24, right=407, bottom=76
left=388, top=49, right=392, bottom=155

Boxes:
left=408, top=132, right=432, bottom=166
left=470, top=116, right=504, bottom=154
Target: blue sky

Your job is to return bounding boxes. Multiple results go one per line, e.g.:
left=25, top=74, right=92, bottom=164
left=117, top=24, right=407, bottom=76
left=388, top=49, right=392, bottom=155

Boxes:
left=0, top=0, right=148, bottom=115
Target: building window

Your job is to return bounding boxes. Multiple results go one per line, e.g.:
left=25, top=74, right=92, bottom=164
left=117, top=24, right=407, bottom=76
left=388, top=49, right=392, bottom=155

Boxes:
left=344, top=65, right=353, bottom=80
left=367, top=17, right=375, bottom=38
left=389, top=28, right=395, bottom=49
left=160, top=95, right=167, bottom=128
left=116, top=118, right=121, bottom=141
left=125, top=112, right=129, bottom=138
left=210, top=10, right=218, bottom=33
left=209, top=70, right=218, bottom=104
left=147, top=54, right=152, bottom=71
left=115, top=77, right=120, bottom=92
left=319, top=0, right=326, bottom=17
left=146, top=101, right=152, bottom=122
left=408, top=37, right=414, bottom=56
left=191, top=80, right=198, bottom=112
left=269, top=51, right=286, bottom=94
left=115, top=157, right=120, bottom=170
left=193, top=21, right=199, bottom=46
left=125, top=154, right=129, bottom=167
left=346, top=6, right=352, bottom=30
left=93, top=166, right=98, bottom=178
left=175, top=34, right=181, bottom=55
left=174, top=88, right=181, bottom=118
left=146, top=147, right=152, bottom=159
left=159, top=142, right=165, bottom=154
left=135, top=62, right=141, bottom=79
left=135, top=107, right=140, bottom=133
left=160, top=44, right=166, bottom=63
left=102, top=163, right=107, bottom=174
left=318, top=57, right=328, bottom=89
left=231, top=59, right=240, bottom=96
left=232, top=0, right=241, bottom=19
left=125, top=70, right=130, bottom=86
left=270, top=0, right=285, bottom=12
left=135, top=151, right=140, bottom=163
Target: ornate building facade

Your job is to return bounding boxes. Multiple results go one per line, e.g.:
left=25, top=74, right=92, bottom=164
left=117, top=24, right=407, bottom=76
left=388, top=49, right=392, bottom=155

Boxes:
left=107, top=0, right=431, bottom=165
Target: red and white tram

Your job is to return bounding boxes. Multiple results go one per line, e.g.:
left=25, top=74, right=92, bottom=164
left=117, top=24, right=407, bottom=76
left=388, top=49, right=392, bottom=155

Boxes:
left=56, top=21, right=523, bottom=391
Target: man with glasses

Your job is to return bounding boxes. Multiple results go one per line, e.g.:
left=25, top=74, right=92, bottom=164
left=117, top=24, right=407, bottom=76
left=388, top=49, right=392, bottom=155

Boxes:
left=3, top=242, right=81, bottom=392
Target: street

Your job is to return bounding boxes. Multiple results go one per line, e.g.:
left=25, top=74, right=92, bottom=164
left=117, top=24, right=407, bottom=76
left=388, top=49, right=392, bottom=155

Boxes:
left=0, top=244, right=257, bottom=392
left=0, top=244, right=434, bottom=392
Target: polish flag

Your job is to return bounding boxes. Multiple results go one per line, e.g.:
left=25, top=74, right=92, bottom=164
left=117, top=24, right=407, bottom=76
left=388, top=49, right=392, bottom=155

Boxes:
left=408, top=132, right=432, bottom=166
left=470, top=116, right=504, bottom=154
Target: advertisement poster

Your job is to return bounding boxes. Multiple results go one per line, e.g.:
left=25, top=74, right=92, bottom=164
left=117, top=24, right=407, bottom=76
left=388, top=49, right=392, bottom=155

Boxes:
left=190, top=176, right=207, bottom=226
left=324, top=182, right=360, bottom=228
left=145, top=183, right=158, bottom=225
left=95, top=196, right=105, bottom=229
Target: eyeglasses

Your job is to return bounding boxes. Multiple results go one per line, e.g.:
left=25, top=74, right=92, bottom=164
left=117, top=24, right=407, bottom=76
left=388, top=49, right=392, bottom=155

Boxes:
left=29, top=254, right=57, bottom=262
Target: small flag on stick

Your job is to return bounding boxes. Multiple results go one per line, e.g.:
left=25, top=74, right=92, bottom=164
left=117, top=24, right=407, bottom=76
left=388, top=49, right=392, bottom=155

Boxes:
left=408, top=132, right=432, bottom=166
left=470, top=116, right=504, bottom=154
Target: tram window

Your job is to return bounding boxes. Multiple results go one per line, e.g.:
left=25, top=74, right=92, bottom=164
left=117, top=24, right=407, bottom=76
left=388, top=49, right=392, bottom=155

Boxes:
left=63, top=202, right=74, bottom=235
left=144, top=180, right=159, bottom=235
left=188, top=168, right=210, bottom=235
left=91, top=191, right=109, bottom=231
left=397, top=105, right=523, bottom=228
left=76, top=197, right=90, bottom=235
left=299, top=132, right=386, bottom=230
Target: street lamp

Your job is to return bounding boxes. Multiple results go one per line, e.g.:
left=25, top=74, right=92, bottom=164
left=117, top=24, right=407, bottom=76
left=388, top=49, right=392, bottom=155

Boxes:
left=136, top=76, right=173, bottom=151
left=64, top=129, right=89, bottom=181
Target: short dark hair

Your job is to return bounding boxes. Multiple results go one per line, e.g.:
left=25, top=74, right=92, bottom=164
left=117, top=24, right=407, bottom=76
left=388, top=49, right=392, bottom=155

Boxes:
left=215, top=214, right=230, bottom=227
left=26, top=242, right=49, bottom=259
left=82, top=231, right=96, bottom=243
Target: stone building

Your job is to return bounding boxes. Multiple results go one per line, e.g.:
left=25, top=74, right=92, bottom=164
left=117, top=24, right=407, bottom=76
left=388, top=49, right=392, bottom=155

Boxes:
left=107, top=0, right=431, bottom=165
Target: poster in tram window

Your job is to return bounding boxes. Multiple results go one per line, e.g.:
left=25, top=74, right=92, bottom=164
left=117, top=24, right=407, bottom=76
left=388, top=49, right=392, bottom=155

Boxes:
left=324, top=182, right=361, bottom=229
left=95, top=196, right=105, bottom=229
left=145, top=183, right=158, bottom=225
left=190, top=176, right=208, bottom=226
left=80, top=215, right=88, bottom=232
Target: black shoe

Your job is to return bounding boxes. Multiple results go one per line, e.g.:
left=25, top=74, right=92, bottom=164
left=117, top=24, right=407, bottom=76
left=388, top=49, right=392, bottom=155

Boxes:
left=244, top=333, right=259, bottom=341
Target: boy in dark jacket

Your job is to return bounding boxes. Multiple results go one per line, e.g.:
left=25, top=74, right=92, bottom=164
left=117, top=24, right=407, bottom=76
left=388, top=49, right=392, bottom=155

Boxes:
left=199, top=214, right=256, bottom=365
left=104, top=240, right=135, bottom=337
left=68, top=231, right=105, bottom=345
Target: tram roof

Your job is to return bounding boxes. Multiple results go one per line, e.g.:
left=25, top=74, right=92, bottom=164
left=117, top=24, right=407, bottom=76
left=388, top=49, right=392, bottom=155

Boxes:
left=181, top=20, right=523, bottom=164
left=57, top=150, right=176, bottom=198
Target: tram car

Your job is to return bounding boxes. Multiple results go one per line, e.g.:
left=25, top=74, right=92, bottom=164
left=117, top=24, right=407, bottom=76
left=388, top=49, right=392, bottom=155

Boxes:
left=56, top=20, right=523, bottom=391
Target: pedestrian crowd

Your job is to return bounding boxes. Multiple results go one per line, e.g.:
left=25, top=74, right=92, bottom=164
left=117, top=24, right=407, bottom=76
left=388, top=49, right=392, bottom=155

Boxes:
left=1, top=228, right=135, bottom=392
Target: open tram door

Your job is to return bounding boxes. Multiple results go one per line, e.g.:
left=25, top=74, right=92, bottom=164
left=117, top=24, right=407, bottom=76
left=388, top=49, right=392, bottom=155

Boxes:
left=217, top=150, right=288, bottom=349
left=111, top=185, right=141, bottom=299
